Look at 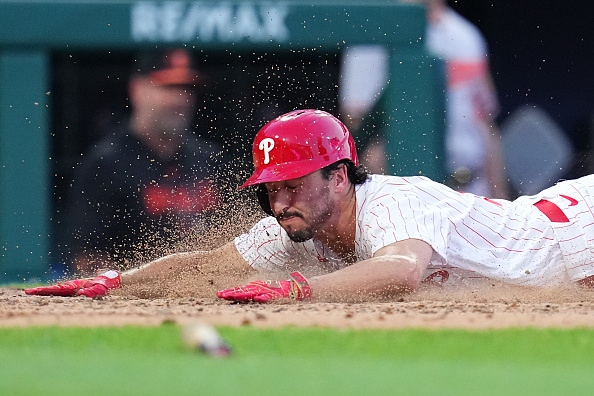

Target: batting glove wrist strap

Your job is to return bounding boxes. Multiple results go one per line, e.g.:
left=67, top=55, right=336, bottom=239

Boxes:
left=288, top=272, right=311, bottom=300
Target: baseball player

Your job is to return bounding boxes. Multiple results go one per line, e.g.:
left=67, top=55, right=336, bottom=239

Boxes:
left=26, top=110, right=594, bottom=302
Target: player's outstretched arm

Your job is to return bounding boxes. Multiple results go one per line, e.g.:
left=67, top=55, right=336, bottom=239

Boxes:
left=121, top=241, right=254, bottom=286
left=218, top=239, right=433, bottom=303
left=308, top=238, right=432, bottom=301
left=26, top=241, right=254, bottom=298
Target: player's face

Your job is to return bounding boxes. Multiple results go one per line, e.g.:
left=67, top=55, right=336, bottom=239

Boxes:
left=265, top=171, right=335, bottom=242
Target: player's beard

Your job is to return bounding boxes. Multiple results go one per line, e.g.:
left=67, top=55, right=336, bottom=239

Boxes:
left=277, top=190, right=334, bottom=243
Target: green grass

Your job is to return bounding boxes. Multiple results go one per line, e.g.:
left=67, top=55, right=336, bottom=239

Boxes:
left=2, top=325, right=594, bottom=395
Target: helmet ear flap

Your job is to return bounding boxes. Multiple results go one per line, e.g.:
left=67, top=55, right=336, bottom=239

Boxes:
left=256, top=184, right=273, bottom=216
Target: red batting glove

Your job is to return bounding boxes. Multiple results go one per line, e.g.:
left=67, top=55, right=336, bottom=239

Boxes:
left=25, top=270, right=121, bottom=298
left=217, top=272, right=311, bottom=303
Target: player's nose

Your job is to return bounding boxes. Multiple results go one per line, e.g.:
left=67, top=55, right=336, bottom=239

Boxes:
left=270, top=189, right=292, bottom=217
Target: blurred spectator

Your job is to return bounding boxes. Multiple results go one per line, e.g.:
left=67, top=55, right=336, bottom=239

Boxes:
left=338, top=45, right=389, bottom=174
left=340, top=0, right=509, bottom=198
left=418, top=0, right=509, bottom=198
left=66, top=49, right=229, bottom=274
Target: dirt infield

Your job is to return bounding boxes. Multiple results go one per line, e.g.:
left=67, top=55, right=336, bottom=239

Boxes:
left=4, top=282, right=594, bottom=329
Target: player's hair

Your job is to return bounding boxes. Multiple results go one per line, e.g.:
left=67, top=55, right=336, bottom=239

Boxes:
left=321, top=159, right=369, bottom=185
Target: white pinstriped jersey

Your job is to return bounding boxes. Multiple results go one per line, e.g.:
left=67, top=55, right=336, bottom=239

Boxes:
left=234, top=174, right=594, bottom=287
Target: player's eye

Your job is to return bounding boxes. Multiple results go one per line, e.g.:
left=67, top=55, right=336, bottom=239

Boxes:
left=265, top=183, right=279, bottom=194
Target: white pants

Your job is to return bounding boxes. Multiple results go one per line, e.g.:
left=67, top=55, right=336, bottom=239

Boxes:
left=520, top=175, right=594, bottom=281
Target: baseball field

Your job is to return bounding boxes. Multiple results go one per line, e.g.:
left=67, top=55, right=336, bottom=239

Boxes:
left=3, top=281, right=594, bottom=395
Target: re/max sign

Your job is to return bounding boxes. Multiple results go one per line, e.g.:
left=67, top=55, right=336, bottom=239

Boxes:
left=131, top=1, right=290, bottom=43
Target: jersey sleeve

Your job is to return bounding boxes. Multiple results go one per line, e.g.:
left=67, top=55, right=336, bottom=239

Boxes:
left=234, top=217, right=285, bottom=271
left=234, top=216, right=348, bottom=274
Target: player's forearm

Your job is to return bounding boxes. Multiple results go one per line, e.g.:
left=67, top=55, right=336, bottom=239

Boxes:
left=121, top=241, right=254, bottom=285
left=308, top=255, right=426, bottom=302
left=121, top=251, right=203, bottom=284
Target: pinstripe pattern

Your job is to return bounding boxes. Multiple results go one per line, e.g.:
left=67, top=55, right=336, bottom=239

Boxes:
left=355, top=175, right=565, bottom=286
left=234, top=217, right=345, bottom=275
left=235, top=174, right=594, bottom=286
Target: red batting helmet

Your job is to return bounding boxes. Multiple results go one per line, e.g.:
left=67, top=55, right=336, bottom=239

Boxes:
left=241, top=109, right=359, bottom=188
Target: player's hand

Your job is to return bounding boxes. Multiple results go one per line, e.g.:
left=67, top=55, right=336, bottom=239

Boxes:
left=216, top=271, right=311, bottom=303
left=24, top=269, right=121, bottom=298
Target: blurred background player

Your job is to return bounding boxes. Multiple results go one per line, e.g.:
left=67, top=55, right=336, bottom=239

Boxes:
left=340, top=0, right=509, bottom=198
left=420, top=0, right=509, bottom=198
left=65, top=48, right=229, bottom=275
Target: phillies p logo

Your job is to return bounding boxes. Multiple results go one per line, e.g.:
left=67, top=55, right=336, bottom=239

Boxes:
left=259, top=138, right=275, bottom=164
